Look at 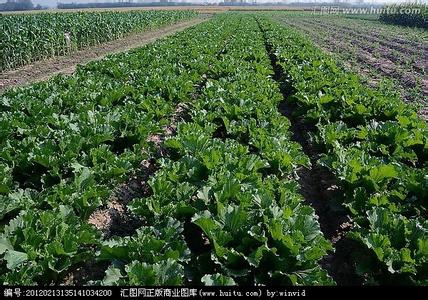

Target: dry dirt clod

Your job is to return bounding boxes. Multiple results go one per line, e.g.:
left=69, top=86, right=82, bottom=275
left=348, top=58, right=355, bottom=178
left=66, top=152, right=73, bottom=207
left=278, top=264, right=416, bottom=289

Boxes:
left=147, top=102, right=191, bottom=156
left=88, top=158, right=158, bottom=238
left=88, top=209, right=114, bottom=233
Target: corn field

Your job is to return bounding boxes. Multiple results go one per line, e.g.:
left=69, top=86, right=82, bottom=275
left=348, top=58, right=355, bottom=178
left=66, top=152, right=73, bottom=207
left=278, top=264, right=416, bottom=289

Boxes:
left=379, top=4, right=428, bottom=29
left=0, top=10, right=197, bottom=71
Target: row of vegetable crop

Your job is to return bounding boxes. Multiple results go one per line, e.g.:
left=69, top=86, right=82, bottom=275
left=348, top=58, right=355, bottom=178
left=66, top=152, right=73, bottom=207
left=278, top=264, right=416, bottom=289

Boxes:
left=97, top=15, right=333, bottom=286
left=1, top=14, right=333, bottom=286
left=0, top=15, right=231, bottom=285
left=0, top=10, right=198, bottom=71
left=257, top=16, right=428, bottom=285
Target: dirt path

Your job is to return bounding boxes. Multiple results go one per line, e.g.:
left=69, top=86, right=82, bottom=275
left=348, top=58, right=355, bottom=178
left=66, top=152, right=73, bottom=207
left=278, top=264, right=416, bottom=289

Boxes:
left=0, top=17, right=208, bottom=94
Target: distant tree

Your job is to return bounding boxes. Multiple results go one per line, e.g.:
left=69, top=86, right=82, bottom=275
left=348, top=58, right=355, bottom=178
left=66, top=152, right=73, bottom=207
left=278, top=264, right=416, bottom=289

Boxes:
left=0, top=0, right=35, bottom=11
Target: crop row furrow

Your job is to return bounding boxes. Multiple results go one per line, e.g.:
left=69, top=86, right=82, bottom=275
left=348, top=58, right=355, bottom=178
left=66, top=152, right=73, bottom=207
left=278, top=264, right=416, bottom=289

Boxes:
left=0, top=16, right=234, bottom=285
left=95, top=15, right=334, bottom=286
left=258, top=16, right=428, bottom=285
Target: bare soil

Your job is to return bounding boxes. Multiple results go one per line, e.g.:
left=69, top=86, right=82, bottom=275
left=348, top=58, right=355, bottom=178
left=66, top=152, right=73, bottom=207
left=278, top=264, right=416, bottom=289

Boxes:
left=63, top=260, right=109, bottom=285
left=277, top=16, right=428, bottom=119
left=301, top=18, right=428, bottom=55
left=87, top=175, right=151, bottom=239
left=284, top=18, right=426, bottom=71
left=87, top=101, right=191, bottom=239
left=0, top=18, right=207, bottom=94
left=277, top=87, right=360, bottom=285
left=67, top=98, right=193, bottom=284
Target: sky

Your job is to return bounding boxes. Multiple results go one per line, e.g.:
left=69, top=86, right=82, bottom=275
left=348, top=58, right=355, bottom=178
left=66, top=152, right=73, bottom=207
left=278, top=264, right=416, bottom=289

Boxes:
left=1, top=0, right=426, bottom=8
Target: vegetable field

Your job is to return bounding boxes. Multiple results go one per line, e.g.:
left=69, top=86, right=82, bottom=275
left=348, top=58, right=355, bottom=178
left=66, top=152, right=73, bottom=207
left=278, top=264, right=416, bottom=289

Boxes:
left=0, top=10, right=197, bottom=71
left=272, top=13, right=428, bottom=118
left=0, top=12, right=427, bottom=286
